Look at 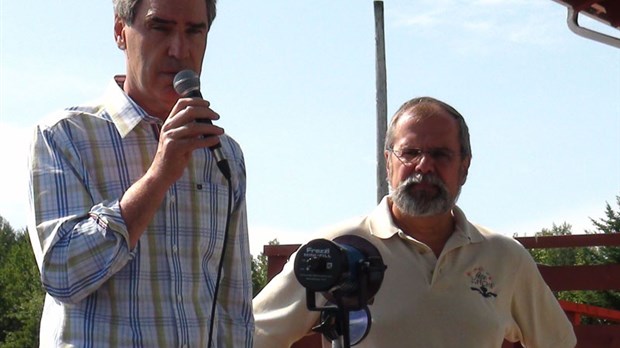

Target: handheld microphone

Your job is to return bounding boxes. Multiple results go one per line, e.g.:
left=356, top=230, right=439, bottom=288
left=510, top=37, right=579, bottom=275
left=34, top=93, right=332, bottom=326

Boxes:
left=173, top=69, right=230, bottom=179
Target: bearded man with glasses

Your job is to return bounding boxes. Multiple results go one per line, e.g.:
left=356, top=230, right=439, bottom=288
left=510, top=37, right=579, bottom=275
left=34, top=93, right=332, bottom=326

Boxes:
left=253, top=97, right=576, bottom=348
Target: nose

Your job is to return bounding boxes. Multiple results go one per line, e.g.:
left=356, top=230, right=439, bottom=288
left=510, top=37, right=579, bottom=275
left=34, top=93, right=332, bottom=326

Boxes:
left=169, top=32, right=189, bottom=59
left=412, top=153, right=435, bottom=174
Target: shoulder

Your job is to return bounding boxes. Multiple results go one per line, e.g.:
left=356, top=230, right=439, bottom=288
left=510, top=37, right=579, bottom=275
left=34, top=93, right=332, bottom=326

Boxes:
left=221, top=134, right=244, bottom=159
left=318, top=214, right=371, bottom=240
left=319, top=199, right=395, bottom=241
left=470, top=223, right=532, bottom=260
left=219, top=135, right=246, bottom=183
left=36, top=101, right=107, bottom=132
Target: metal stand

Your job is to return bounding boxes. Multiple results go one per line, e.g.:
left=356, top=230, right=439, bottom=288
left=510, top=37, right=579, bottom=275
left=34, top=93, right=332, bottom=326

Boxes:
left=308, top=291, right=353, bottom=348
left=305, top=261, right=378, bottom=348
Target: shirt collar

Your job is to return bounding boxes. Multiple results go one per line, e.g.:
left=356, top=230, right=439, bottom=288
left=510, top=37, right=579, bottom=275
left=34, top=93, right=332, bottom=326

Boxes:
left=367, top=196, right=401, bottom=239
left=102, top=75, right=162, bottom=138
left=368, top=196, right=484, bottom=245
left=452, top=205, right=484, bottom=244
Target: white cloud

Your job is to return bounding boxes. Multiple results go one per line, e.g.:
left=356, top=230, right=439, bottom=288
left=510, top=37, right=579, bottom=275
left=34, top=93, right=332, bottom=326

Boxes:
left=394, top=12, right=441, bottom=27
left=471, top=0, right=534, bottom=6
left=388, top=0, right=563, bottom=48
left=462, top=20, right=494, bottom=32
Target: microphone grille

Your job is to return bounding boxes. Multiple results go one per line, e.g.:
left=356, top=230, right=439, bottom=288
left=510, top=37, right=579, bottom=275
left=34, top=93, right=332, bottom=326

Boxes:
left=173, top=69, right=200, bottom=96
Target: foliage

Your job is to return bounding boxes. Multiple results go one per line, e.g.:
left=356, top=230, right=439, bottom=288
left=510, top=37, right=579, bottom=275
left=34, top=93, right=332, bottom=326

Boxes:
left=252, top=239, right=279, bottom=297
left=528, top=196, right=620, bottom=324
left=583, top=196, right=620, bottom=313
left=587, top=195, right=620, bottom=263
left=529, top=222, right=582, bottom=267
left=0, top=217, right=44, bottom=348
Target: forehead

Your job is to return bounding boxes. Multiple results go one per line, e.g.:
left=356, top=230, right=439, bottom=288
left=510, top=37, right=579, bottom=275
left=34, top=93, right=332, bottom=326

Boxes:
left=392, top=109, right=460, bottom=149
left=138, top=0, right=208, bottom=23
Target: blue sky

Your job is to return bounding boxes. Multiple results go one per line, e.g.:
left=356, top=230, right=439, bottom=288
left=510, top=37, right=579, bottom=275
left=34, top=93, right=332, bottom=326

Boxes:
left=1, top=0, right=619, bottom=255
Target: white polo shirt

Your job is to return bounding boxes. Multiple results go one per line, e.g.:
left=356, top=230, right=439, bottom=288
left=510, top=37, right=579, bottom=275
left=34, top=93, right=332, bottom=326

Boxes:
left=253, top=197, right=576, bottom=348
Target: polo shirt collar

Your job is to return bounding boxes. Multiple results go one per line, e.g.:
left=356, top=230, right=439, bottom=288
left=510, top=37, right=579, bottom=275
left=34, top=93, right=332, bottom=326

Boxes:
left=452, top=205, right=485, bottom=244
left=367, top=196, right=400, bottom=239
left=368, top=195, right=485, bottom=245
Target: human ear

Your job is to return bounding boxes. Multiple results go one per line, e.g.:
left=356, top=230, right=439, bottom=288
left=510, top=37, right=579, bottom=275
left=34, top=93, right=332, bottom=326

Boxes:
left=114, top=16, right=126, bottom=50
left=459, top=156, right=471, bottom=185
left=384, top=150, right=392, bottom=178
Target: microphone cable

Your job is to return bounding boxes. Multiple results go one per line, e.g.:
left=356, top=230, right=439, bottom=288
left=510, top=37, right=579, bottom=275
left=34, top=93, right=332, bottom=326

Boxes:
left=172, top=69, right=234, bottom=346
left=207, top=157, right=233, bottom=348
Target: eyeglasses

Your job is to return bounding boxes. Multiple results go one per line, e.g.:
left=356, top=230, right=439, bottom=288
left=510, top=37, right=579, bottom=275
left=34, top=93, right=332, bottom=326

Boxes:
left=388, top=147, right=457, bottom=166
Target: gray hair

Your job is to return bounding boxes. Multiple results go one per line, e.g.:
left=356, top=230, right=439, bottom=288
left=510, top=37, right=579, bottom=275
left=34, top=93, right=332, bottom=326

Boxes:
left=384, top=97, right=472, bottom=159
left=113, top=0, right=217, bottom=28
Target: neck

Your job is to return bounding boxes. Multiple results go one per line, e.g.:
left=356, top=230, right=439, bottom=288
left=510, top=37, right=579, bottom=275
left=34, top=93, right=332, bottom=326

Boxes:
left=128, top=91, right=171, bottom=121
left=390, top=201, right=455, bottom=257
left=119, top=75, right=174, bottom=121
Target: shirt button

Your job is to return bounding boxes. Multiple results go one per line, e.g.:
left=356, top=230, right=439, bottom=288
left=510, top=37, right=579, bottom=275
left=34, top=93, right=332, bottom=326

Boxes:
left=177, top=295, right=182, bottom=302
left=172, top=245, right=178, bottom=253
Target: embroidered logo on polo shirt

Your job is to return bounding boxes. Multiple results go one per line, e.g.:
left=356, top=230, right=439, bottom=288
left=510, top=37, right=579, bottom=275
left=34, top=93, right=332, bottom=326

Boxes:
left=467, top=266, right=497, bottom=298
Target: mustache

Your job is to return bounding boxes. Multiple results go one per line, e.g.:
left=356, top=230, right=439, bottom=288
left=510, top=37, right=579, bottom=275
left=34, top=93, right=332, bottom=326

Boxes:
left=392, top=172, right=453, bottom=217
left=402, top=173, right=444, bottom=187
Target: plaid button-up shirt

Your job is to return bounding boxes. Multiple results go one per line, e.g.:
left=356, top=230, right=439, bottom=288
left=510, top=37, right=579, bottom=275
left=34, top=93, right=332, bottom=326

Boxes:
left=28, top=76, right=254, bottom=347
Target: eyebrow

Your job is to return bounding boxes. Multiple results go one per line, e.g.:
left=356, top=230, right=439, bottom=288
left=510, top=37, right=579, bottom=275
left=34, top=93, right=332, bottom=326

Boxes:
left=397, top=146, right=455, bottom=154
left=146, top=14, right=207, bottom=31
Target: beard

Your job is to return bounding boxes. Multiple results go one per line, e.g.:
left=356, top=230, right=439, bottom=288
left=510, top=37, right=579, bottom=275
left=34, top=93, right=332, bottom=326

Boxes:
left=390, top=173, right=459, bottom=217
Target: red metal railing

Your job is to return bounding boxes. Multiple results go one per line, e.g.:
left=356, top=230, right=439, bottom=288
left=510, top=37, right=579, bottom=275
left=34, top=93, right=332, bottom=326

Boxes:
left=262, top=233, right=620, bottom=348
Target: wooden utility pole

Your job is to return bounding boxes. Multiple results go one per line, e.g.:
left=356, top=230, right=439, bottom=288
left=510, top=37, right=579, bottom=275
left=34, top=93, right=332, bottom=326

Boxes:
left=374, top=1, right=388, bottom=202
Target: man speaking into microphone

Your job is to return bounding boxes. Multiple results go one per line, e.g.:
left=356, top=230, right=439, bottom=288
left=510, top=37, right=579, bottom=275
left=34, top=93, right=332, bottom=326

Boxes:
left=26, top=0, right=254, bottom=347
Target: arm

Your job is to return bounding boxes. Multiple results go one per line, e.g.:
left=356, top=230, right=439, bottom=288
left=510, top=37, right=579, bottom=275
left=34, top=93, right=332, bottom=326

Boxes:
left=28, top=121, right=133, bottom=303
left=511, top=250, right=577, bottom=347
left=28, top=97, right=224, bottom=303
left=253, top=250, right=323, bottom=348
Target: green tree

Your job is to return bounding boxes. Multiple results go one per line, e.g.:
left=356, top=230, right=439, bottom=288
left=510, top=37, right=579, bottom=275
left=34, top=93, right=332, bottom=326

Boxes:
left=529, top=222, right=584, bottom=267
left=252, top=239, right=279, bottom=297
left=587, top=195, right=620, bottom=262
left=528, top=196, right=620, bottom=324
left=0, top=217, right=44, bottom=347
left=582, top=196, right=620, bottom=312
left=528, top=223, right=594, bottom=308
